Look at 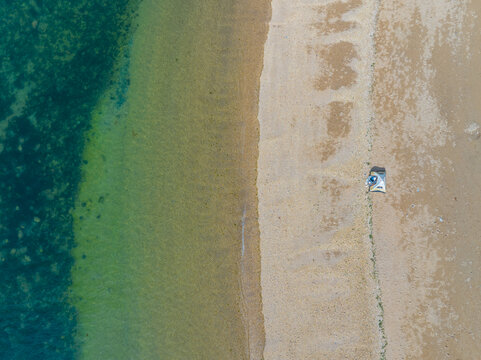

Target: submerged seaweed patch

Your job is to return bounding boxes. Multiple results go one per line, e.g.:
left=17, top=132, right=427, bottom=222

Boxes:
left=0, top=0, right=137, bottom=358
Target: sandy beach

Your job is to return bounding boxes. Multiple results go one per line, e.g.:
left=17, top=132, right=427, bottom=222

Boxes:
left=257, top=0, right=481, bottom=358
left=372, top=1, right=481, bottom=358
left=258, top=0, right=381, bottom=358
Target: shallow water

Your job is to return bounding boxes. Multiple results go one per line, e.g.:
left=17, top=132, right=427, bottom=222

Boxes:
left=72, top=1, right=250, bottom=357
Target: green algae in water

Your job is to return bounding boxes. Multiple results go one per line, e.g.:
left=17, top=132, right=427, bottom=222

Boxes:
left=71, top=0, right=259, bottom=358
left=0, top=1, right=137, bottom=358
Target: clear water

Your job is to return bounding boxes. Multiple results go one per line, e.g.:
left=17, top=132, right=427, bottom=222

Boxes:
left=0, top=0, right=266, bottom=358
left=0, top=1, right=136, bottom=358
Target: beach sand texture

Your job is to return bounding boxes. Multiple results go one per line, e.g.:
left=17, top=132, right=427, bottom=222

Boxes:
left=258, top=0, right=381, bottom=358
left=373, top=0, right=481, bottom=358
left=258, top=0, right=481, bottom=359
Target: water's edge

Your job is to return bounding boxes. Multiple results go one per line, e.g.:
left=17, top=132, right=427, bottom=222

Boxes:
left=72, top=0, right=271, bottom=358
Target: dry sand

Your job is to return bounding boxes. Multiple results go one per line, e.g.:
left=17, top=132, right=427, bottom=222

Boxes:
left=372, top=1, right=481, bottom=359
left=257, top=0, right=382, bottom=358
left=257, top=0, right=481, bottom=359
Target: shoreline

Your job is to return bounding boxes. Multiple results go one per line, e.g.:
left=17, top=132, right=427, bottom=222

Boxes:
left=229, top=0, right=271, bottom=357
left=72, top=0, right=271, bottom=358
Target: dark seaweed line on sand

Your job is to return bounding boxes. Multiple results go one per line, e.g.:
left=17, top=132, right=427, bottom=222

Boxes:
left=0, top=1, right=138, bottom=358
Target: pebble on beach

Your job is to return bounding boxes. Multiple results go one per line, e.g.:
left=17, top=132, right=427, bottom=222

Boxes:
left=465, top=122, right=480, bottom=140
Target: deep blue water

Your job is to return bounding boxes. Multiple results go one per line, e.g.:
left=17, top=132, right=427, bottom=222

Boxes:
left=0, top=1, right=136, bottom=358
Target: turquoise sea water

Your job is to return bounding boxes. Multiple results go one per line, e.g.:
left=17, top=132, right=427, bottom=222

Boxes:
left=0, top=1, right=137, bottom=358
